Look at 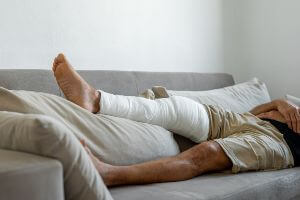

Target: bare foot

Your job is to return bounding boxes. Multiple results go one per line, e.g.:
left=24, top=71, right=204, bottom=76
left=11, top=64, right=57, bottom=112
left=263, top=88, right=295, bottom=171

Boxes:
left=52, top=53, right=100, bottom=113
left=80, top=140, right=116, bottom=186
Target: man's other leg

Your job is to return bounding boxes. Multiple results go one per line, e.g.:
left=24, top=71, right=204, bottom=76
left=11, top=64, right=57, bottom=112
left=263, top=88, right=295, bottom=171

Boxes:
left=81, top=140, right=232, bottom=187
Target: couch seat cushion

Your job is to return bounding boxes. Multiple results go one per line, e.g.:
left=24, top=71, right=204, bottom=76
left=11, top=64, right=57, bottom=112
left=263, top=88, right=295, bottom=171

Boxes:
left=110, top=168, right=300, bottom=200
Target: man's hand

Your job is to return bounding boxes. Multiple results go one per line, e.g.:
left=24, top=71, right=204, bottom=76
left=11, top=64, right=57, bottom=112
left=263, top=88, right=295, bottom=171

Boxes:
left=276, top=99, right=300, bottom=133
left=257, top=110, right=287, bottom=124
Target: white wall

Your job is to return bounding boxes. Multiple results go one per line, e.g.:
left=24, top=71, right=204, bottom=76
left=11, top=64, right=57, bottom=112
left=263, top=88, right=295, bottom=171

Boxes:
left=0, top=0, right=224, bottom=72
left=2, top=0, right=298, bottom=98
left=224, top=0, right=300, bottom=98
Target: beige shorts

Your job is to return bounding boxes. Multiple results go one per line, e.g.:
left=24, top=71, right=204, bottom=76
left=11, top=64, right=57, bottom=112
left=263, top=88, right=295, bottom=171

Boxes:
left=204, top=105, right=295, bottom=173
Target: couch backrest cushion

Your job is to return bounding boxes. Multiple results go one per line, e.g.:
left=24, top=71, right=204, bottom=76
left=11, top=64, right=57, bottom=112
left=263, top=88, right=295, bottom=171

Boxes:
left=0, top=69, right=60, bottom=95
left=0, top=70, right=235, bottom=96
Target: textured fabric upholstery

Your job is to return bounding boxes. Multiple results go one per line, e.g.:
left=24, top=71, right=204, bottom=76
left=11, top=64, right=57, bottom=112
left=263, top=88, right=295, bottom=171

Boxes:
left=133, top=71, right=234, bottom=93
left=78, top=70, right=138, bottom=96
left=0, top=69, right=61, bottom=95
left=0, top=149, right=64, bottom=200
left=0, top=70, right=235, bottom=97
left=110, top=168, right=300, bottom=200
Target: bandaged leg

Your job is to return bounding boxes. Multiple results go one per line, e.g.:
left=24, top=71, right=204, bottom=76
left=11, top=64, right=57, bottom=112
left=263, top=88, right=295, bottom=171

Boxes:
left=99, top=91, right=209, bottom=143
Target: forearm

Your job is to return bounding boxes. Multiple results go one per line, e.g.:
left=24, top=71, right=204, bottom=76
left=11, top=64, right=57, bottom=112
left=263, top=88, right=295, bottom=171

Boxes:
left=252, top=98, right=300, bottom=134
left=250, top=100, right=280, bottom=115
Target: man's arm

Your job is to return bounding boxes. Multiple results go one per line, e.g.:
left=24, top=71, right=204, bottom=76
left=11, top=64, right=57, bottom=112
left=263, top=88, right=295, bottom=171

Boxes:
left=256, top=111, right=286, bottom=123
left=249, top=100, right=279, bottom=116
left=250, top=99, right=300, bottom=133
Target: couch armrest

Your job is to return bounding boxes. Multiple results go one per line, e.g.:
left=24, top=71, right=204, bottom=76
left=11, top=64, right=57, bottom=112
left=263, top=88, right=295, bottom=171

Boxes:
left=0, top=149, right=64, bottom=200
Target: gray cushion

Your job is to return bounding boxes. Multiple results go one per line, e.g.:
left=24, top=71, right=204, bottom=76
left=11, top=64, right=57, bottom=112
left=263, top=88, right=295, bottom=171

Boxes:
left=133, top=72, right=235, bottom=94
left=0, top=149, right=64, bottom=200
left=0, top=69, right=60, bottom=96
left=78, top=70, right=138, bottom=96
left=110, top=168, right=300, bottom=200
left=0, top=70, right=234, bottom=97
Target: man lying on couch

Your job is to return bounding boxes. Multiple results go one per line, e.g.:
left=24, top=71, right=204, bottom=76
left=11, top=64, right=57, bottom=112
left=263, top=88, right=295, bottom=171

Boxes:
left=52, top=53, right=300, bottom=187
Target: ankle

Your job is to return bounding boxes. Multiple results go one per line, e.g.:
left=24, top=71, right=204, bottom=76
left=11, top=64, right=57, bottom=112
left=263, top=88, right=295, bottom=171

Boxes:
left=102, top=166, right=121, bottom=187
left=91, top=89, right=101, bottom=113
left=105, top=166, right=133, bottom=187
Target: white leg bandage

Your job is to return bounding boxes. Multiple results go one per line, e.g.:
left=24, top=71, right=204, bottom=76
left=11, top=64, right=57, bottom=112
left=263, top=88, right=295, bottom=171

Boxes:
left=99, top=91, right=210, bottom=143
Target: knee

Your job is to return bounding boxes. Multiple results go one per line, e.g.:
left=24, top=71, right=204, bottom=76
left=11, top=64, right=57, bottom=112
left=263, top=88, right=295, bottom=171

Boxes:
left=190, top=141, right=220, bottom=164
left=187, top=141, right=231, bottom=174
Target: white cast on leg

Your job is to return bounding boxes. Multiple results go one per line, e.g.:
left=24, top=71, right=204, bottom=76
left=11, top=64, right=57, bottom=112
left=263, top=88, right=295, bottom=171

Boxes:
left=99, top=91, right=209, bottom=143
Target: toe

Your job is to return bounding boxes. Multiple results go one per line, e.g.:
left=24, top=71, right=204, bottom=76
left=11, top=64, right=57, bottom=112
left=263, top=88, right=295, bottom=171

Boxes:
left=52, top=58, right=59, bottom=72
left=56, top=53, right=66, bottom=63
left=52, top=53, right=65, bottom=72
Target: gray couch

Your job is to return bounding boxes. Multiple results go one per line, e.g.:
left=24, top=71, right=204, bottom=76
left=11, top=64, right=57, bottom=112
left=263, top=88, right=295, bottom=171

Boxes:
left=0, top=69, right=299, bottom=200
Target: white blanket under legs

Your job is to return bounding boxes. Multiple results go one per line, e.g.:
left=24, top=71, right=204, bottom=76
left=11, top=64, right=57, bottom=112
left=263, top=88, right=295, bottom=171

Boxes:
left=99, top=91, right=209, bottom=143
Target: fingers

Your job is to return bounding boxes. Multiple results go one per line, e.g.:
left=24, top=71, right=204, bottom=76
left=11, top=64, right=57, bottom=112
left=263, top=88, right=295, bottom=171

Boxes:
left=295, top=113, right=300, bottom=134
left=257, top=112, right=273, bottom=120
left=257, top=113, right=266, bottom=118
left=274, top=100, right=300, bottom=134
left=295, top=108, right=300, bottom=134
left=284, top=109, right=300, bottom=134
left=283, top=112, right=292, bottom=129
left=291, top=113, right=297, bottom=133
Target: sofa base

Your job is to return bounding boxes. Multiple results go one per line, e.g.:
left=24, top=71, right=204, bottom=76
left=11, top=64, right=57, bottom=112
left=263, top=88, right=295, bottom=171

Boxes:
left=0, top=150, right=64, bottom=200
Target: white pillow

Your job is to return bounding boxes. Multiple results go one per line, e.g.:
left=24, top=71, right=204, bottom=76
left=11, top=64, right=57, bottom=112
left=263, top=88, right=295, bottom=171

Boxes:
left=0, top=87, right=180, bottom=166
left=286, top=94, right=300, bottom=106
left=152, top=78, right=271, bottom=113
left=0, top=111, right=112, bottom=200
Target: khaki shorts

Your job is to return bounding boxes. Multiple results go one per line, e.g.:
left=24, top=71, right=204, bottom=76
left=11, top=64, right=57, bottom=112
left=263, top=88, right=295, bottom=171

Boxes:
left=204, top=105, right=294, bottom=173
